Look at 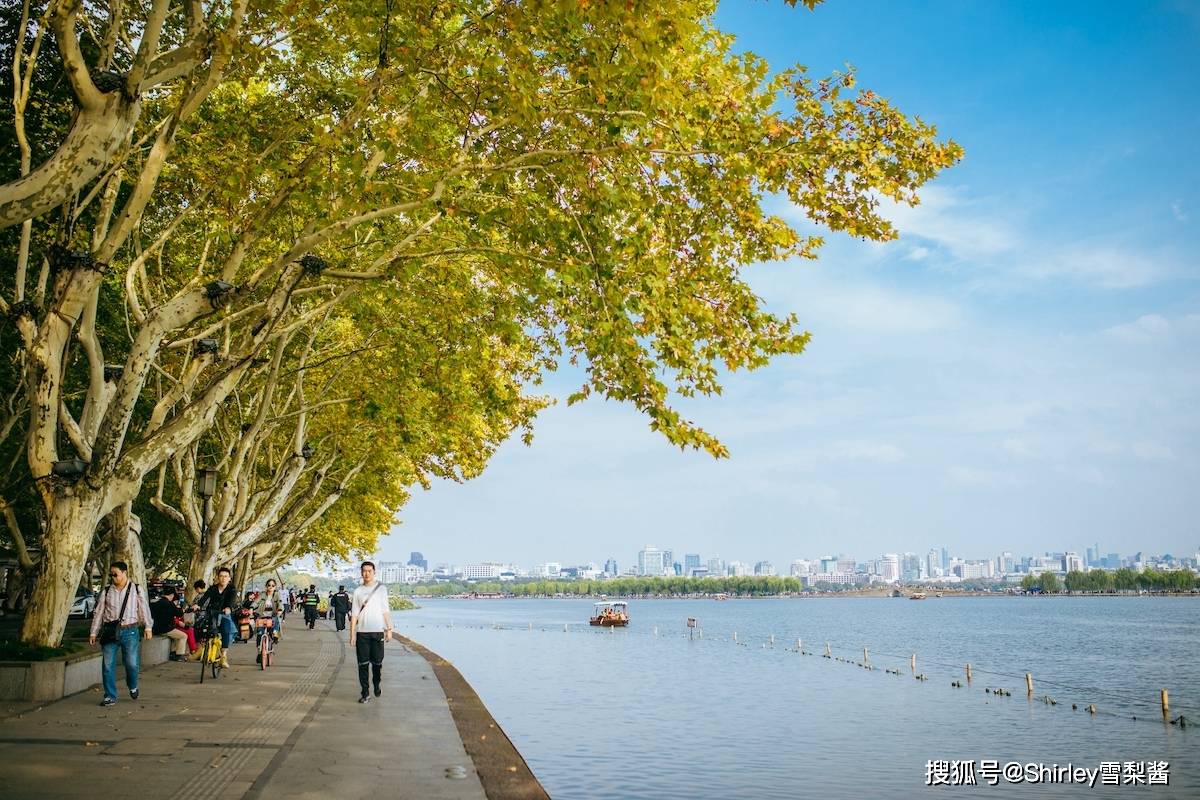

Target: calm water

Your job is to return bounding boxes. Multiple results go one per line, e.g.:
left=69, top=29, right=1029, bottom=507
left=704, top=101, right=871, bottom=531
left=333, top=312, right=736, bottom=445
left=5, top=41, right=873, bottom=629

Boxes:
left=393, top=597, right=1198, bottom=799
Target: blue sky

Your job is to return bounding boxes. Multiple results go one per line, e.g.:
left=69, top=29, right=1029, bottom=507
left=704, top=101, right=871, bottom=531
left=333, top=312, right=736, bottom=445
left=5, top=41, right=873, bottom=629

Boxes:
left=375, top=1, right=1200, bottom=570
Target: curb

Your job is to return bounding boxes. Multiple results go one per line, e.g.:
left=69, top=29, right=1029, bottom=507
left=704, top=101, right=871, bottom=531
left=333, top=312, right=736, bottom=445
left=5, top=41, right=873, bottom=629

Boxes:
left=395, top=633, right=550, bottom=800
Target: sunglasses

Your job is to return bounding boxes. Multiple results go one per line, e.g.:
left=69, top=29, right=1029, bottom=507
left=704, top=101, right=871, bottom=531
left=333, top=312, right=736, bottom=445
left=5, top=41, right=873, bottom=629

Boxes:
left=108, top=573, right=120, bottom=579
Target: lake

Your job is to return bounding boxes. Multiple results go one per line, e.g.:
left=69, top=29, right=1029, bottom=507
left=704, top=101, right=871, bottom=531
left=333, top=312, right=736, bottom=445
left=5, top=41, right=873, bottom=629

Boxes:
left=393, top=596, right=1198, bottom=798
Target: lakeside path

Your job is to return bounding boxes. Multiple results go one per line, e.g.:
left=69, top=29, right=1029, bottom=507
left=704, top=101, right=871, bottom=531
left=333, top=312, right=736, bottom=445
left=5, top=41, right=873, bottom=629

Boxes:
left=0, top=621, right=548, bottom=800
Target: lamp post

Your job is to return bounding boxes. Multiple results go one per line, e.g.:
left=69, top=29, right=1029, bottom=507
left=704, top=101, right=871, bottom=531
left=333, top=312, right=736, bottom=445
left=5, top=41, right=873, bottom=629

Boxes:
left=198, top=468, right=218, bottom=551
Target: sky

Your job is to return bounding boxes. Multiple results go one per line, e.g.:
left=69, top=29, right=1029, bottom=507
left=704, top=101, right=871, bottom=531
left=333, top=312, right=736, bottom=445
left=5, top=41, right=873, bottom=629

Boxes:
left=371, top=1, right=1200, bottom=571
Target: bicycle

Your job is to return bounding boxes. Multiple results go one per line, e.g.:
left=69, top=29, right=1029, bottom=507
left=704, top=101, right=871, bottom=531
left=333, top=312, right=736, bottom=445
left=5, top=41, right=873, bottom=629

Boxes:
left=255, top=616, right=277, bottom=669
left=196, top=611, right=223, bottom=683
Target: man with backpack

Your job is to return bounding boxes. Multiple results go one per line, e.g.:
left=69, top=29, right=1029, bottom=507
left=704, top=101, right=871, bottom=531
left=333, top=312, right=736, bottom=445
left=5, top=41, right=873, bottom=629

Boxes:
left=89, top=561, right=153, bottom=707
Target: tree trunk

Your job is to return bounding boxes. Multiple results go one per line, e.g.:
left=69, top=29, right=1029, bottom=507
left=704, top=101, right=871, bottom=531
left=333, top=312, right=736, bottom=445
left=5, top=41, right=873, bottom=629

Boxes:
left=20, top=494, right=104, bottom=646
left=107, top=503, right=146, bottom=587
left=0, top=96, right=140, bottom=230
left=235, top=550, right=253, bottom=594
left=186, top=539, right=220, bottom=592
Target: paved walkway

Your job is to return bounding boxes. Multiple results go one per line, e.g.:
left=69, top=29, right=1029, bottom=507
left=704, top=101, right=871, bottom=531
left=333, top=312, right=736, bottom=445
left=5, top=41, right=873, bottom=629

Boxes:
left=0, top=621, right=510, bottom=799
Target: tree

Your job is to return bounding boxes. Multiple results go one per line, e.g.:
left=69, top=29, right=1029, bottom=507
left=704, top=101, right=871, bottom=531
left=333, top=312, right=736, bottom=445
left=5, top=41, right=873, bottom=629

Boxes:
left=1038, top=571, right=1061, bottom=594
left=4, top=1, right=959, bottom=645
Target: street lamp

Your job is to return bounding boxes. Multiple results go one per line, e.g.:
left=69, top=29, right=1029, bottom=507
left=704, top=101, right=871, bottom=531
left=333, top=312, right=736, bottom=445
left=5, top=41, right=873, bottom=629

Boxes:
left=198, top=468, right=218, bottom=550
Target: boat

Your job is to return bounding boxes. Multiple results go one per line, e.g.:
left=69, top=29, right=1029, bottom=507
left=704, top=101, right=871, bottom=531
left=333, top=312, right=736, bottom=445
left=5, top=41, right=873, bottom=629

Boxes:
left=589, top=601, right=630, bottom=626
left=935, top=592, right=943, bottom=598
left=713, top=593, right=729, bottom=601
left=910, top=592, right=927, bottom=600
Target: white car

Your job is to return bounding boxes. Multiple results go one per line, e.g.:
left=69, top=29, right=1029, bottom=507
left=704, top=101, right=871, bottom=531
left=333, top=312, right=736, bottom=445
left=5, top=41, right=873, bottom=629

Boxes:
left=69, top=588, right=96, bottom=617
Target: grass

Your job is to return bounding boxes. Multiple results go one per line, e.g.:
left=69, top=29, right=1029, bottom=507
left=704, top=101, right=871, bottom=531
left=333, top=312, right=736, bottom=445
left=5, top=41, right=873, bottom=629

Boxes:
left=0, top=638, right=87, bottom=662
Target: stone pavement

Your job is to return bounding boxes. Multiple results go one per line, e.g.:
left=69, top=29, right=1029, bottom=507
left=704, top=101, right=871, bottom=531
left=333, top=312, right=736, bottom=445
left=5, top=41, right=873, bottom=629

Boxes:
left=0, top=620, right=522, bottom=799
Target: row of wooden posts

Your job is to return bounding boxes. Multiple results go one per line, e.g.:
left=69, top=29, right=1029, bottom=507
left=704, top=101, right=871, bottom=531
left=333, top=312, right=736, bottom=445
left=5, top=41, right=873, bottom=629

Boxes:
left=515, top=619, right=1174, bottom=719
left=727, top=629, right=1173, bottom=720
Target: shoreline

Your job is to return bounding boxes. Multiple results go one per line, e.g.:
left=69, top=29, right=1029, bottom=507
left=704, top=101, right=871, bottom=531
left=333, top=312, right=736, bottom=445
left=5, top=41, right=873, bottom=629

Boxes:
left=404, top=589, right=1200, bottom=600
left=398, top=633, right=550, bottom=800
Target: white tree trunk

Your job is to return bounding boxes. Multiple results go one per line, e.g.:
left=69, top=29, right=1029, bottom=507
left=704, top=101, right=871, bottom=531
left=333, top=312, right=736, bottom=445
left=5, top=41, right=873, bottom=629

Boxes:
left=19, top=493, right=104, bottom=646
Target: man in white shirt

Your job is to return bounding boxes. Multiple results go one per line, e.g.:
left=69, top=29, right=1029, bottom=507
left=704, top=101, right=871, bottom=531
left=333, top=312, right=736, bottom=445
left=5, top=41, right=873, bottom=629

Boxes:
left=349, top=560, right=392, bottom=703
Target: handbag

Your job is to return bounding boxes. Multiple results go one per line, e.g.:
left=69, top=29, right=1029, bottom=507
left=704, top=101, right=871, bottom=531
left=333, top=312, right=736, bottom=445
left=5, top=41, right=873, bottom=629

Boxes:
left=98, top=583, right=134, bottom=645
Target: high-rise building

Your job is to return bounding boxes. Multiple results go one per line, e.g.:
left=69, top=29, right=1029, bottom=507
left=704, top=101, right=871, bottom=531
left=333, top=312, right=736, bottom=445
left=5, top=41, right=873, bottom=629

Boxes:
left=638, top=546, right=666, bottom=577
left=408, top=551, right=427, bottom=571
left=728, top=560, right=750, bottom=577
left=837, top=556, right=856, bottom=574
left=941, top=548, right=950, bottom=570
left=819, top=556, right=839, bottom=574
left=790, top=559, right=812, bottom=577
left=902, top=553, right=922, bottom=582
left=661, top=550, right=674, bottom=573
left=753, top=561, right=775, bottom=577
left=1062, top=552, right=1085, bottom=573
left=1085, top=546, right=1097, bottom=567
left=379, top=562, right=404, bottom=583
left=604, top=558, right=618, bottom=576
left=926, top=549, right=941, bottom=580
left=684, top=554, right=702, bottom=574
left=880, top=554, right=900, bottom=583
left=707, top=557, right=726, bottom=577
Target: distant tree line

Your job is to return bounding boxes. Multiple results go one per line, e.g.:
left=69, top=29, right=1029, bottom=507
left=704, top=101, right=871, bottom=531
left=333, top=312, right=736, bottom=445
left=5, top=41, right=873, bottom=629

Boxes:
left=392, top=569, right=1199, bottom=598
left=1022, top=568, right=1198, bottom=593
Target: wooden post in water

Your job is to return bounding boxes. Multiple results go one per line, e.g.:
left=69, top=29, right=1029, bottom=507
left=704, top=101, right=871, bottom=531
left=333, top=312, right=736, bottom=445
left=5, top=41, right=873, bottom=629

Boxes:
left=529, top=622, right=533, bottom=631
left=733, top=631, right=738, bottom=643
left=910, top=654, right=916, bottom=672
left=825, top=641, right=832, bottom=657
left=797, top=637, right=802, bottom=652
left=654, top=626, right=658, bottom=637
left=564, top=623, right=568, bottom=632
left=1161, top=689, right=1169, bottom=718
left=770, top=634, right=775, bottom=646
left=966, top=663, right=972, bottom=683
left=863, top=647, right=869, bottom=665
left=1025, top=672, right=1034, bottom=695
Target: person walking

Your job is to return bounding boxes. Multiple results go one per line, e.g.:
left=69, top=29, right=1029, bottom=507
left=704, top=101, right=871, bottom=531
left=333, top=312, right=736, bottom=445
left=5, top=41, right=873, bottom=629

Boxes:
left=331, top=585, right=351, bottom=631
left=89, top=561, right=153, bottom=707
left=349, top=561, right=392, bottom=703
left=149, top=585, right=189, bottom=661
left=302, top=584, right=319, bottom=629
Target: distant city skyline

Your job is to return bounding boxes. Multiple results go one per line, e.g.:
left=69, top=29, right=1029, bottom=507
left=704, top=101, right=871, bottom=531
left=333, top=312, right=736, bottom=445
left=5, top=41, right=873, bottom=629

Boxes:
left=370, top=1, right=1198, bottom=570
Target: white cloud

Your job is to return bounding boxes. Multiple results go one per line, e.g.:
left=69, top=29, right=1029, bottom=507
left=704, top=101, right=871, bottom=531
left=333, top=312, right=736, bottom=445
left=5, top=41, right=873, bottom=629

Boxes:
left=1024, top=247, right=1174, bottom=290
left=946, top=465, right=1022, bottom=488
left=870, top=185, right=1185, bottom=290
left=1103, top=314, right=1172, bottom=342
left=1131, top=441, right=1174, bottom=461
left=1002, top=437, right=1040, bottom=459
left=828, top=441, right=907, bottom=463
left=881, top=185, right=1018, bottom=261
left=1172, top=201, right=1188, bottom=222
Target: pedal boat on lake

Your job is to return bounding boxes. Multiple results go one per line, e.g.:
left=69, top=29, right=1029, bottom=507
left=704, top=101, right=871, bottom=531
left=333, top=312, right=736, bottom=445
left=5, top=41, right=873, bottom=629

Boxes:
left=910, top=592, right=927, bottom=600
left=589, top=601, right=630, bottom=626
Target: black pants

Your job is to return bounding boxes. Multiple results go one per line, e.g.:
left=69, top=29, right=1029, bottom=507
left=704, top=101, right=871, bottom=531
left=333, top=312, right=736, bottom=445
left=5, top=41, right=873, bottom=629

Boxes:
left=303, top=606, right=316, bottom=628
left=335, top=611, right=347, bottom=631
left=356, top=632, right=385, bottom=695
